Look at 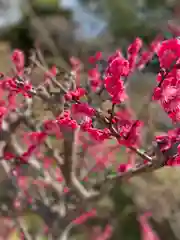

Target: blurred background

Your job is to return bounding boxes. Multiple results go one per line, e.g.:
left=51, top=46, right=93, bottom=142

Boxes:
left=0, top=0, right=180, bottom=239
left=0, top=0, right=179, bottom=69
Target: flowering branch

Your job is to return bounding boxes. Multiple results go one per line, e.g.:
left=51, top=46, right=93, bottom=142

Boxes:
left=0, top=34, right=179, bottom=239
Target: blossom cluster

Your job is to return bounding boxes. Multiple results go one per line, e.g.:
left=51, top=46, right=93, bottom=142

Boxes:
left=2, top=35, right=180, bottom=170
left=1, top=32, right=180, bottom=239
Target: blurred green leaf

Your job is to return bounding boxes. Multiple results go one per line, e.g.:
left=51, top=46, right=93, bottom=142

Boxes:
left=33, top=0, right=59, bottom=7
left=111, top=182, right=141, bottom=240
left=32, top=0, right=64, bottom=15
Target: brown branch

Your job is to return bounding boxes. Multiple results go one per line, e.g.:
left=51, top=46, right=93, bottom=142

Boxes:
left=61, top=126, right=98, bottom=199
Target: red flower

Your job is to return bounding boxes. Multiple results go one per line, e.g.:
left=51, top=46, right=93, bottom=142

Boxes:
left=65, top=88, right=86, bottom=101
left=115, top=108, right=142, bottom=147
left=152, top=87, right=162, bottom=101
left=106, top=52, right=129, bottom=78
left=11, top=49, right=25, bottom=73
left=137, top=35, right=163, bottom=70
left=118, top=163, right=128, bottom=173
left=157, top=38, right=180, bottom=68
left=128, top=37, right=142, bottom=55
left=56, top=111, right=78, bottom=130
left=118, top=120, right=143, bottom=147
left=85, top=127, right=111, bottom=142
left=128, top=37, right=142, bottom=72
left=72, top=103, right=95, bottom=117
left=89, top=51, right=102, bottom=64
left=88, top=67, right=101, bottom=91
left=104, top=76, right=127, bottom=104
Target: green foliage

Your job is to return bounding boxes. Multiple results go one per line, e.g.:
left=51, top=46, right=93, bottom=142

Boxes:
left=31, top=0, right=72, bottom=16
left=32, top=0, right=59, bottom=9
left=79, top=0, right=173, bottom=43
left=110, top=182, right=141, bottom=240
left=104, top=0, right=158, bottom=43
left=146, top=0, right=168, bottom=9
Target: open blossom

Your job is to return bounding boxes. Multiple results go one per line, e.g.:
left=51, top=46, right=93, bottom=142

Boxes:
left=152, top=61, right=180, bottom=122
left=155, top=128, right=180, bottom=165
left=114, top=108, right=142, bottom=147
left=65, top=88, right=86, bottom=101
left=26, top=132, right=47, bottom=144
left=104, top=50, right=128, bottom=103
left=0, top=77, right=18, bottom=91
left=104, top=76, right=127, bottom=104
left=83, top=127, right=111, bottom=142
left=0, top=76, right=33, bottom=98
left=71, top=103, right=95, bottom=125
left=155, top=134, right=172, bottom=152
left=157, top=38, right=180, bottom=69
left=43, top=119, right=62, bottom=138
left=106, top=50, right=129, bottom=78
left=56, top=111, right=78, bottom=130
left=167, top=155, right=180, bottom=166
left=72, top=103, right=95, bottom=117
left=156, top=85, right=178, bottom=103
left=167, top=144, right=180, bottom=166
left=118, top=120, right=143, bottom=147
left=161, top=86, right=180, bottom=107
left=153, top=84, right=180, bottom=122
left=155, top=72, right=177, bottom=86
left=80, top=117, right=93, bottom=131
